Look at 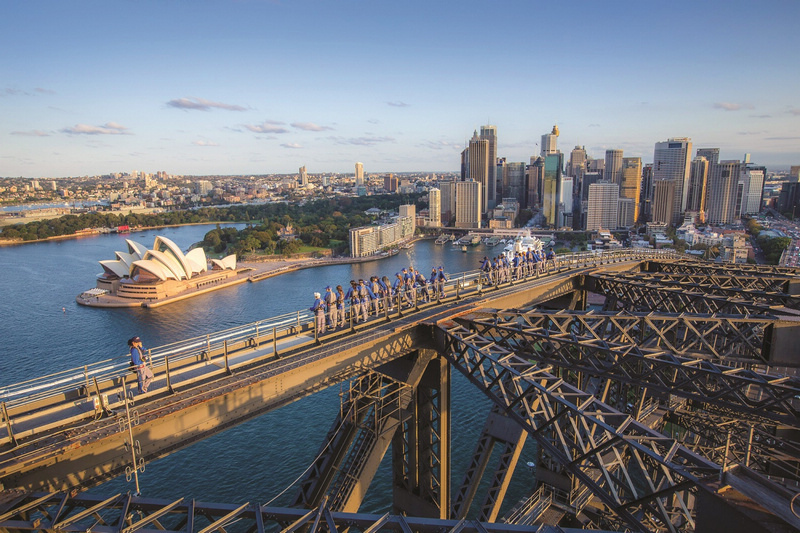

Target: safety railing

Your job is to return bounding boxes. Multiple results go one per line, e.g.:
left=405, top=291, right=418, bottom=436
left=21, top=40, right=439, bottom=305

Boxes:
left=0, top=248, right=682, bottom=435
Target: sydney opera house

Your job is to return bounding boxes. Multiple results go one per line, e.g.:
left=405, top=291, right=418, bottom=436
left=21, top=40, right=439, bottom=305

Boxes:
left=88, top=236, right=238, bottom=303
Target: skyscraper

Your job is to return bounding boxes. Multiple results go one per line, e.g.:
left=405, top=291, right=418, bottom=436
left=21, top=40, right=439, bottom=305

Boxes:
left=640, top=163, right=653, bottom=222
left=586, top=182, right=619, bottom=231
left=480, top=125, right=498, bottom=209
left=740, top=164, right=766, bottom=215
left=439, top=179, right=456, bottom=226
left=468, top=131, right=489, bottom=213
left=706, top=160, right=740, bottom=224
left=604, top=149, right=624, bottom=185
left=455, top=180, right=481, bottom=229
left=541, top=125, right=559, bottom=157
left=503, top=161, right=526, bottom=207
left=620, top=157, right=642, bottom=223
left=299, top=165, right=308, bottom=187
left=652, top=180, right=676, bottom=224
left=567, top=146, right=587, bottom=180
left=428, top=188, right=441, bottom=227
left=653, top=137, right=692, bottom=224
left=696, top=148, right=720, bottom=166
left=526, top=156, right=544, bottom=209
left=355, top=162, right=364, bottom=186
left=542, top=152, right=564, bottom=227
left=686, top=157, right=709, bottom=218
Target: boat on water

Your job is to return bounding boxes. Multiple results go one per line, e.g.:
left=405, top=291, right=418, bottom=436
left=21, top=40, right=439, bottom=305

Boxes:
left=401, top=242, right=414, bottom=250
left=435, top=234, right=453, bottom=245
left=486, top=236, right=501, bottom=246
left=461, top=245, right=468, bottom=252
left=501, top=230, right=544, bottom=260
left=469, top=234, right=481, bottom=246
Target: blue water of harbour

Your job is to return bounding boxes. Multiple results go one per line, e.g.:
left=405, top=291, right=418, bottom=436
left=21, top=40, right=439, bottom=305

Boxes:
left=0, top=225, right=537, bottom=516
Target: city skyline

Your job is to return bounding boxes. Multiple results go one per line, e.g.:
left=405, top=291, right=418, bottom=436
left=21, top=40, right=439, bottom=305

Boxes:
left=2, top=0, right=799, bottom=178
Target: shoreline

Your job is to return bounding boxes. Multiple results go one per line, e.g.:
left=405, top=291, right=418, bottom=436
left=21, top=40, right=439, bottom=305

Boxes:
left=76, top=236, right=430, bottom=309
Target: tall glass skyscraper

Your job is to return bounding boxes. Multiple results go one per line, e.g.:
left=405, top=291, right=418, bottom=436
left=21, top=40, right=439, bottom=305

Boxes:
left=480, top=125, right=497, bottom=210
left=653, top=137, right=692, bottom=224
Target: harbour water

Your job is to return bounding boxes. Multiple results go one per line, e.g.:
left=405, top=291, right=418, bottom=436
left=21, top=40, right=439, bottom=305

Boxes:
left=0, top=225, right=535, bottom=515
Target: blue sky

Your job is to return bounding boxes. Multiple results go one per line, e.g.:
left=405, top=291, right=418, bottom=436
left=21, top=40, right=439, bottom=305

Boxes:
left=2, top=0, right=799, bottom=178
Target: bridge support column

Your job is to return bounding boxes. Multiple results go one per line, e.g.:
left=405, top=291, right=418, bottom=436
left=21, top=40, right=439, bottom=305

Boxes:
left=392, top=351, right=450, bottom=519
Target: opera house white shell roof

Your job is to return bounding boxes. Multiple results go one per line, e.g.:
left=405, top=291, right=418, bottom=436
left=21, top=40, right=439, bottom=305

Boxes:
left=99, top=236, right=236, bottom=282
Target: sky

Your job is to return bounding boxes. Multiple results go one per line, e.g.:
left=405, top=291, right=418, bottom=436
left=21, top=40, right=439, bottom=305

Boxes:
left=2, top=0, right=799, bottom=178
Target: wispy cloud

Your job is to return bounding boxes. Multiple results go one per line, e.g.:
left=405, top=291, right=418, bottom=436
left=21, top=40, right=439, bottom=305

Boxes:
left=243, top=120, right=289, bottom=134
left=788, top=108, right=800, bottom=116
left=713, top=102, right=753, bottom=111
left=766, top=136, right=800, bottom=141
left=330, top=136, right=395, bottom=146
left=61, top=122, right=130, bottom=135
left=11, top=130, right=51, bottom=137
left=291, top=122, right=333, bottom=132
left=193, top=140, right=219, bottom=146
left=367, top=119, right=380, bottom=124
left=588, top=123, right=601, bottom=128
left=419, top=140, right=459, bottom=150
left=387, top=101, right=409, bottom=108
left=737, top=131, right=765, bottom=136
left=167, top=97, right=246, bottom=111
left=750, top=114, right=771, bottom=119
left=281, top=143, right=303, bottom=149
left=34, top=87, right=56, bottom=95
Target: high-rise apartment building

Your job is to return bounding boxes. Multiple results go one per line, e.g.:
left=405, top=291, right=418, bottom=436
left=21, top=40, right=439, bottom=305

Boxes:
left=586, top=182, right=619, bottom=231
left=686, top=157, right=709, bottom=219
left=427, top=188, right=441, bottom=227
left=384, top=173, right=398, bottom=192
left=740, top=165, right=765, bottom=215
left=653, top=137, right=692, bottom=224
left=652, top=180, right=676, bottom=224
left=618, top=198, right=635, bottom=228
left=467, top=131, right=490, bottom=214
left=480, top=125, right=498, bottom=209
left=706, top=160, right=740, bottom=224
left=541, top=125, right=559, bottom=157
left=640, top=163, right=653, bottom=222
left=559, top=176, right=574, bottom=228
left=355, top=162, right=364, bottom=186
left=620, top=157, right=642, bottom=223
left=455, top=180, right=481, bottom=229
left=299, top=165, right=308, bottom=187
left=604, top=149, right=624, bottom=185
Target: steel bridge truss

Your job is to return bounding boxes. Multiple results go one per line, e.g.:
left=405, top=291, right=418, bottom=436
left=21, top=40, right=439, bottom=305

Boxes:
left=587, top=272, right=800, bottom=315
left=645, top=260, right=800, bottom=280
left=456, top=310, right=800, bottom=425
left=437, top=322, right=722, bottom=533
left=0, top=490, right=544, bottom=533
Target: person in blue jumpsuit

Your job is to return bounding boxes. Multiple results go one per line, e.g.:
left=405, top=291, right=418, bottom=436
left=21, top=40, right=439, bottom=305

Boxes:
left=436, top=266, right=448, bottom=298
left=324, top=286, right=337, bottom=329
left=344, top=280, right=360, bottom=323
left=309, top=292, right=326, bottom=334
left=393, top=272, right=411, bottom=307
left=129, top=336, right=154, bottom=394
left=480, top=256, right=492, bottom=285
left=380, top=275, right=394, bottom=310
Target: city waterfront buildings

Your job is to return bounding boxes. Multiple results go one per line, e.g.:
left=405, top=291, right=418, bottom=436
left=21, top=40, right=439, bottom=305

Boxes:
left=653, top=137, right=692, bottom=225
left=427, top=188, right=441, bottom=227
left=454, top=180, right=481, bottom=229
left=586, top=181, right=619, bottom=231
left=349, top=212, right=415, bottom=257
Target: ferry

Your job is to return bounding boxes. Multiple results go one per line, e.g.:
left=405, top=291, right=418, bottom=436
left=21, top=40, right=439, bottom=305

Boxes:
left=435, top=234, right=454, bottom=245
left=501, top=230, right=544, bottom=260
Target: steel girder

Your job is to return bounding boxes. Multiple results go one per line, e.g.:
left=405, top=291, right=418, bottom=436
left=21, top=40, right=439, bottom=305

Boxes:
left=594, top=271, right=800, bottom=311
left=472, top=309, right=775, bottom=364
left=0, top=490, right=545, bottom=533
left=645, top=260, right=800, bottom=278
left=455, top=311, right=800, bottom=426
left=630, top=271, right=794, bottom=294
left=587, top=273, right=791, bottom=315
left=437, top=322, right=721, bottom=533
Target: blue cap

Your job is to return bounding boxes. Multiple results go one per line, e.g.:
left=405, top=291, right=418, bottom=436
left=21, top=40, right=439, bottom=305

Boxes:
left=438, top=266, right=443, bottom=269
left=396, top=272, right=401, bottom=276
left=325, top=286, right=331, bottom=290
left=402, top=267, right=407, bottom=271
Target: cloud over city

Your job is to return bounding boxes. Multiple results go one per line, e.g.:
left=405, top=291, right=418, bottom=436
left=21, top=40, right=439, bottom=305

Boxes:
left=291, top=122, right=333, bottom=132
left=243, top=121, right=289, bottom=134
left=713, top=102, right=753, bottom=111
left=167, top=97, right=246, bottom=111
left=387, top=101, right=409, bottom=107
left=192, top=140, right=219, bottom=146
left=60, top=122, right=130, bottom=135
left=330, top=136, right=395, bottom=146
left=11, top=130, right=51, bottom=137
left=281, top=143, right=303, bottom=149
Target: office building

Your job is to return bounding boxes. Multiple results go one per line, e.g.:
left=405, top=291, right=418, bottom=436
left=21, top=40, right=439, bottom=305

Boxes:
left=526, top=156, right=544, bottom=209
left=640, top=163, right=653, bottom=222
left=686, top=157, right=709, bottom=217
left=439, top=179, right=456, bottom=226
left=652, top=180, right=676, bottom=224
left=586, top=181, right=619, bottom=231
left=740, top=164, right=765, bottom=215
left=618, top=198, right=635, bottom=228
left=620, top=157, right=642, bottom=223
left=502, top=161, right=526, bottom=208
left=349, top=215, right=415, bottom=258
left=299, top=166, right=308, bottom=187
left=355, top=162, right=364, bottom=187
left=427, top=188, right=441, bottom=227
left=605, top=149, right=624, bottom=185
left=455, top=180, right=481, bottom=229
left=542, top=152, right=564, bottom=227
left=384, top=174, right=398, bottom=192
left=480, top=125, right=498, bottom=209
left=706, top=160, right=740, bottom=224
left=696, top=148, right=720, bottom=166
left=467, top=131, right=490, bottom=213
left=541, top=125, right=559, bottom=157
left=653, top=137, right=692, bottom=224
left=568, top=146, right=587, bottom=181
left=559, top=176, right=574, bottom=228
